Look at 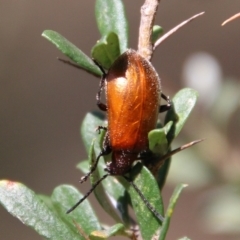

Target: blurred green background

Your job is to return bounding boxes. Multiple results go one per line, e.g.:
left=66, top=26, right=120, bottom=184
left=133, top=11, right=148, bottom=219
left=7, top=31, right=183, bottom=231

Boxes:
left=0, top=1, right=240, bottom=239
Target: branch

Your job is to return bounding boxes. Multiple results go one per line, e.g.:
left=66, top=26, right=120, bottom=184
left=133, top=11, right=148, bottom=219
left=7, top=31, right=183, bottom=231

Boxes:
left=153, top=12, right=205, bottom=50
left=138, top=0, right=161, bottom=61
left=222, top=12, right=240, bottom=26
left=147, top=139, right=204, bottom=177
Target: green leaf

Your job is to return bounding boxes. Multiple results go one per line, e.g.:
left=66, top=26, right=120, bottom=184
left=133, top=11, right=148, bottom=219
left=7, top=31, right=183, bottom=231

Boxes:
left=77, top=160, right=89, bottom=174
left=0, top=180, right=80, bottom=240
left=148, top=128, right=168, bottom=155
left=51, top=185, right=101, bottom=235
left=42, top=30, right=102, bottom=76
left=165, top=88, right=198, bottom=144
left=95, top=0, right=128, bottom=53
left=152, top=25, right=164, bottom=43
left=90, top=223, right=126, bottom=239
left=91, top=32, right=120, bottom=69
left=148, top=121, right=173, bottom=156
left=159, top=184, right=187, bottom=240
left=151, top=89, right=198, bottom=189
left=81, top=111, right=106, bottom=154
left=146, top=123, right=173, bottom=188
left=126, top=163, right=164, bottom=240
left=37, top=194, right=56, bottom=212
left=163, top=120, right=173, bottom=135
left=156, top=159, right=171, bottom=190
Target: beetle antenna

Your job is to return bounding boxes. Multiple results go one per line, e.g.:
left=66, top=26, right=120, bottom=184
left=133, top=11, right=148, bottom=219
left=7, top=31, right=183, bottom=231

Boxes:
left=123, top=176, right=165, bottom=222
left=67, top=173, right=109, bottom=214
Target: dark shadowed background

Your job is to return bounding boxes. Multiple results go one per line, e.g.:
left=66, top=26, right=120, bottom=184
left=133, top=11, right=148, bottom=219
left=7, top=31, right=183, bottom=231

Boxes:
left=1, top=1, right=240, bottom=239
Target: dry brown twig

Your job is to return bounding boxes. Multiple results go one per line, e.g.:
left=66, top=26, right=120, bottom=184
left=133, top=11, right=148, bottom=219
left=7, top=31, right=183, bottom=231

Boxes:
left=138, top=0, right=204, bottom=60
left=222, top=12, right=240, bottom=26
left=146, top=139, right=204, bottom=177
left=153, top=12, right=205, bottom=50
left=138, top=0, right=160, bottom=60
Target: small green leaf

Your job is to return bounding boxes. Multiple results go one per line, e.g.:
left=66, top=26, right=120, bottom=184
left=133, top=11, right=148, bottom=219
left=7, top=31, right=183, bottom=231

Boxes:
left=156, top=159, right=171, bottom=190
left=165, top=88, right=198, bottom=143
left=152, top=89, right=198, bottom=189
left=51, top=185, right=101, bottom=235
left=77, top=160, right=89, bottom=174
left=146, top=123, right=172, bottom=188
left=37, top=194, right=56, bottom=212
left=95, top=0, right=128, bottom=53
left=0, top=180, right=80, bottom=240
left=148, top=128, right=168, bottom=155
left=42, top=30, right=102, bottom=76
left=163, top=120, right=173, bottom=135
left=81, top=111, right=106, bottom=154
left=152, top=25, right=164, bottom=43
left=90, top=223, right=126, bottom=239
left=126, top=163, right=164, bottom=240
left=91, top=32, right=120, bottom=69
left=159, top=184, right=187, bottom=240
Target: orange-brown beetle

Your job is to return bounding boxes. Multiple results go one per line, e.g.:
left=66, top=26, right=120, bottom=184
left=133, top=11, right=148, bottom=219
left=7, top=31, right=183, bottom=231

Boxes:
left=67, top=49, right=171, bottom=221
left=98, top=49, right=170, bottom=175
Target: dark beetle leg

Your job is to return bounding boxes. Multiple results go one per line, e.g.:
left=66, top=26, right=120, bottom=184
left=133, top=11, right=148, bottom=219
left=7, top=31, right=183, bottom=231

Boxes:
left=68, top=133, right=112, bottom=214
left=159, top=93, right=171, bottom=113
left=79, top=143, right=111, bottom=184
left=96, top=126, right=107, bottom=134
left=93, top=59, right=108, bottom=111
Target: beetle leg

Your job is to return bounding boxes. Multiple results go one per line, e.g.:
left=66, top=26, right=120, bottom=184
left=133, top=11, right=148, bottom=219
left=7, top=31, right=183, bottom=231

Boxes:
left=96, top=74, right=107, bottom=111
left=70, top=135, right=112, bottom=213
left=93, top=59, right=108, bottom=111
left=80, top=134, right=112, bottom=184
left=159, top=93, right=171, bottom=113
left=138, top=150, right=154, bottom=160
left=95, top=126, right=107, bottom=134
left=79, top=151, right=103, bottom=183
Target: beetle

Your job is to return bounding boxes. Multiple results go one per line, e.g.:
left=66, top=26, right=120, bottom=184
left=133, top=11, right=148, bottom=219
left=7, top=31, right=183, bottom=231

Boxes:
left=67, top=49, right=171, bottom=221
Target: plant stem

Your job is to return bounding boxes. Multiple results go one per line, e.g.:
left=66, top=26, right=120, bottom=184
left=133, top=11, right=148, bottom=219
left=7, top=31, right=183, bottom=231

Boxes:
left=138, top=0, right=160, bottom=60
left=154, top=12, right=205, bottom=50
